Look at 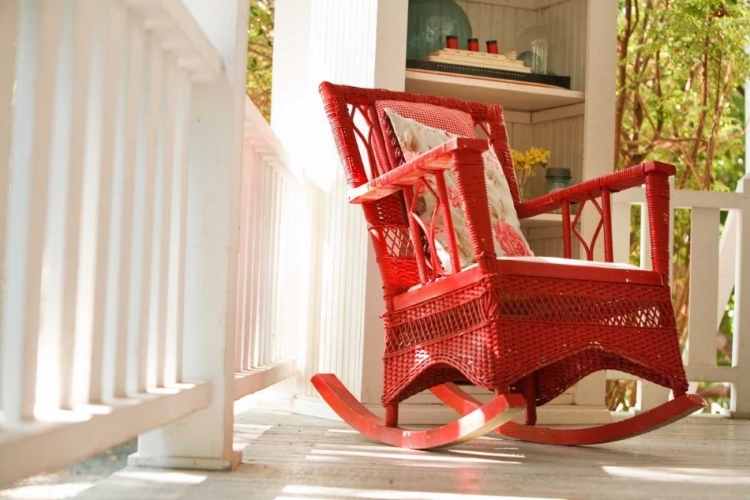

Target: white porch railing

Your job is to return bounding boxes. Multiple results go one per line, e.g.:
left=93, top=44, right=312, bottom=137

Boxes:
left=609, top=177, right=750, bottom=417
left=233, top=97, right=302, bottom=400
left=0, top=0, right=223, bottom=485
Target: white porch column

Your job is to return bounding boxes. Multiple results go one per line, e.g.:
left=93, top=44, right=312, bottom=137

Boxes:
left=272, top=0, right=408, bottom=417
left=572, top=0, right=619, bottom=412
left=733, top=176, right=750, bottom=418
left=129, top=0, right=248, bottom=470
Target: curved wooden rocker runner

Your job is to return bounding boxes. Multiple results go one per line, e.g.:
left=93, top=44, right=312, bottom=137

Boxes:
left=315, top=82, right=705, bottom=449
left=312, top=374, right=525, bottom=449
left=431, top=383, right=705, bottom=446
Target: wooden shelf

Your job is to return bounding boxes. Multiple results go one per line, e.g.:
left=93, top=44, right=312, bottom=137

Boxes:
left=405, top=69, right=585, bottom=112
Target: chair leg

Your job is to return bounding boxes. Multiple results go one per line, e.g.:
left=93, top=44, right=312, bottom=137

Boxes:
left=524, top=374, right=537, bottom=426
left=385, top=403, right=398, bottom=427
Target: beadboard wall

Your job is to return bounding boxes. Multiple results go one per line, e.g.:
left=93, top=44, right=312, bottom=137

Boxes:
left=502, top=111, right=584, bottom=203
left=455, top=0, right=588, bottom=91
left=529, top=114, right=585, bottom=195
left=449, top=0, right=589, bottom=206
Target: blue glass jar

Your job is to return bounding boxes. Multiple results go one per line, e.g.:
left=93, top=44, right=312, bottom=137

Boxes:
left=545, top=167, right=572, bottom=194
left=545, top=168, right=572, bottom=214
left=407, top=0, right=473, bottom=60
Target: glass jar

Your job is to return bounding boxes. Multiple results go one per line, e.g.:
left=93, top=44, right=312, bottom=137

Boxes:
left=545, top=167, right=571, bottom=194
left=515, top=26, right=554, bottom=73
left=531, top=38, right=548, bottom=74
left=545, top=168, right=571, bottom=213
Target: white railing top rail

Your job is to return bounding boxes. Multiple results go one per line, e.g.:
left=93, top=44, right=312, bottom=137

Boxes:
left=613, top=180, right=746, bottom=210
left=127, top=0, right=223, bottom=82
left=243, top=96, right=300, bottom=179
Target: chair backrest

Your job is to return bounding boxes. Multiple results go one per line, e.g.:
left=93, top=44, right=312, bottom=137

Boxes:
left=319, top=82, right=519, bottom=299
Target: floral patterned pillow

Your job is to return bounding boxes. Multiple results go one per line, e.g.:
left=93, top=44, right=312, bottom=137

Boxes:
left=383, top=107, right=533, bottom=270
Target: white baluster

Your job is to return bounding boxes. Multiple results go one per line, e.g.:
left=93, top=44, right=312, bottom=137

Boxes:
left=88, top=0, right=126, bottom=403
left=165, top=74, right=192, bottom=385
left=114, top=10, right=145, bottom=398
left=639, top=203, right=652, bottom=271
left=611, top=199, right=631, bottom=264
left=236, top=141, right=251, bottom=372
left=135, top=34, right=163, bottom=393
left=154, top=58, right=179, bottom=387
left=686, top=208, right=721, bottom=368
left=35, top=0, right=78, bottom=414
left=0, top=1, right=21, bottom=417
left=252, top=153, right=268, bottom=369
left=257, top=167, right=273, bottom=367
left=717, top=210, right=738, bottom=329
left=269, top=171, right=282, bottom=365
left=1, top=0, right=64, bottom=421
left=54, top=0, right=100, bottom=410
left=279, top=179, right=292, bottom=361
left=242, top=150, right=259, bottom=370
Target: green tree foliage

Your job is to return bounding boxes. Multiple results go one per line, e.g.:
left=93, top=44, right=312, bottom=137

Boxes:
left=610, top=0, right=750, bottom=411
left=247, top=0, right=274, bottom=120
left=616, top=0, right=750, bottom=188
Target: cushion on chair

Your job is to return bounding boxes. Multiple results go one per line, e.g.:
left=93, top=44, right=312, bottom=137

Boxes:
left=374, top=100, right=478, bottom=170
left=381, top=107, right=532, bottom=270
left=496, top=256, right=661, bottom=284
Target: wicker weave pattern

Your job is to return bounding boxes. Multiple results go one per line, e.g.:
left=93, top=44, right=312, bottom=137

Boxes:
left=319, top=82, right=689, bottom=420
left=374, top=100, right=477, bottom=137
left=380, top=273, right=686, bottom=406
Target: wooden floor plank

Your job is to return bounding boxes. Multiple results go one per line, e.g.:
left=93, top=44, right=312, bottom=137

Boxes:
left=74, top=405, right=750, bottom=500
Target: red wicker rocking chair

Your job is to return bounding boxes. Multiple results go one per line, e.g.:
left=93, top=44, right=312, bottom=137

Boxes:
left=312, top=82, right=704, bottom=449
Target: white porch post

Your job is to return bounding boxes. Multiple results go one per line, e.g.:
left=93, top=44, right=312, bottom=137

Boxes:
left=272, top=0, right=408, bottom=417
left=572, top=0, right=619, bottom=412
left=129, top=0, right=248, bottom=470
left=733, top=176, right=750, bottom=418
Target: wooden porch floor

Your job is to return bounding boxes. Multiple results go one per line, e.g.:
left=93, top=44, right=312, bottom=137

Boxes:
left=67, top=402, right=750, bottom=500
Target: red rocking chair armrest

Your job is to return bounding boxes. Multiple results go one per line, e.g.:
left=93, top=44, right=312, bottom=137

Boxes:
left=516, top=160, right=675, bottom=277
left=348, top=138, right=488, bottom=204
left=515, top=161, right=676, bottom=219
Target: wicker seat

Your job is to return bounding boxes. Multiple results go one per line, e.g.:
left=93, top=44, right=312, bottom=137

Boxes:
left=312, top=82, right=704, bottom=448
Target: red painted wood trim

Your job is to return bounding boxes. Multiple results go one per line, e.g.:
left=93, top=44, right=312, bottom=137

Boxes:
left=348, top=138, right=488, bottom=204
left=602, top=188, right=614, bottom=261
left=562, top=201, right=572, bottom=259
left=516, top=161, right=676, bottom=219
left=392, top=265, right=484, bottom=310
left=434, top=170, right=461, bottom=273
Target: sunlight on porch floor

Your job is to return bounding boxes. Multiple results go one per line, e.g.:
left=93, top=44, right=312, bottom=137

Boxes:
left=23, top=396, right=747, bottom=500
